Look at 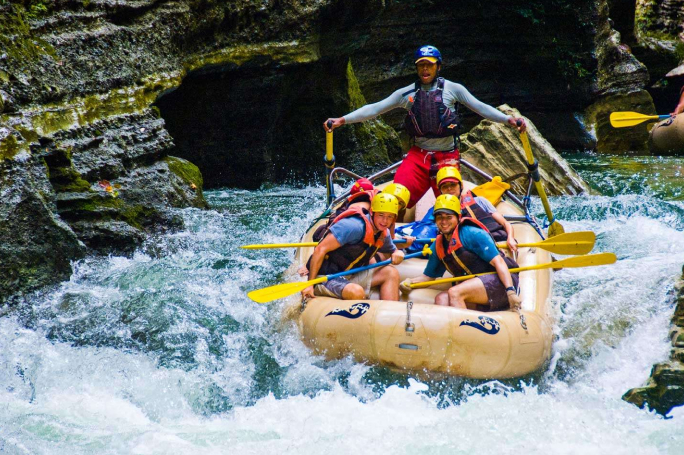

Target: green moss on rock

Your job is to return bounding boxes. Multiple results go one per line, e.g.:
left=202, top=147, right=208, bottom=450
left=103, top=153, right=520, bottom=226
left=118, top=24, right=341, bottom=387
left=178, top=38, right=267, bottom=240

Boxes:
left=344, top=59, right=402, bottom=168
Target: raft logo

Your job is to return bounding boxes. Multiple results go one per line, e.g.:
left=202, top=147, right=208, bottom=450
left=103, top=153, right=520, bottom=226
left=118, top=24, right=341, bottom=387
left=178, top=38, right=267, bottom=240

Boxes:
left=460, top=316, right=500, bottom=335
left=325, top=302, right=370, bottom=319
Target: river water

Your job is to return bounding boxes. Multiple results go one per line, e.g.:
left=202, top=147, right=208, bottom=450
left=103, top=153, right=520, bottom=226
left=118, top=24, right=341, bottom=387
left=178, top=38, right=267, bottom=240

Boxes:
left=1, top=155, right=684, bottom=454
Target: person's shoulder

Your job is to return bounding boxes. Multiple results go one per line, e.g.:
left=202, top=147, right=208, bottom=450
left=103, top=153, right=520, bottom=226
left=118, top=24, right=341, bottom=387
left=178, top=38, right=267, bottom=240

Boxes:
left=443, top=79, right=465, bottom=90
left=475, top=196, right=496, bottom=212
left=394, top=82, right=418, bottom=96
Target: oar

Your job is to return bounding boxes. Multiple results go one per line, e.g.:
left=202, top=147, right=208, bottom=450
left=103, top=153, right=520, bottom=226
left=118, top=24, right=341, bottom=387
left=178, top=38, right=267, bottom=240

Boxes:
left=241, top=237, right=436, bottom=249
left=610, top=112, right=671, bottom=128
left=496, top=231, right=595, bottom=255
left=519, top=124, right=564, bottom=237
left=248, top=247, right=432, bottom=303
left=410, top=252, right=617, bottom=289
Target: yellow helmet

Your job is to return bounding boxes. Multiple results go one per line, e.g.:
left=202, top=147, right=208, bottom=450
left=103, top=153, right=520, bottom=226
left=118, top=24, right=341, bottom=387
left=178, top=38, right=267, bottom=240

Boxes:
left=436, top=166, right=463, bottom=188
left=371, top=193, right=399, bottom=216
left=433, top=194, right=461, bottom=216
left=382, top=182, right=410, bottom=209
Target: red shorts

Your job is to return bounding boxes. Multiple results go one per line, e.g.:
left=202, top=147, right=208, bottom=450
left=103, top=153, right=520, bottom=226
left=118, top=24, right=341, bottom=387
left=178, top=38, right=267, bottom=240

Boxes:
left=394, top=146, right=460, bottom=208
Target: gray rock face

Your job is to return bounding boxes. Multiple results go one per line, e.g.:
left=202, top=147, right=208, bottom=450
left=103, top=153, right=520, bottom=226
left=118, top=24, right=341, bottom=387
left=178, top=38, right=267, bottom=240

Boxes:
left=459, top=106, right=591, bottom=197
left=0, top=158, right=86, bottom=303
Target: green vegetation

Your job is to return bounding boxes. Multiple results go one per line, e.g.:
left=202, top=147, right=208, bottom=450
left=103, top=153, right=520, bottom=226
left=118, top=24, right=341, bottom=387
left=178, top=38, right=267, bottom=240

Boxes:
left=0, top=3, right=56, bottom=66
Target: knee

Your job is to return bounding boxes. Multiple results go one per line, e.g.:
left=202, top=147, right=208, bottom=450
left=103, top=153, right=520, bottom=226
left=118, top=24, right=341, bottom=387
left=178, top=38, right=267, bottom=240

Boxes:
left=386, top=266, right=400, bottom=282
left=342, top=283, right=365, bottom=300
left=435, top=292, right=449, bottom=306
left=447, top=286, right=463, bottom=300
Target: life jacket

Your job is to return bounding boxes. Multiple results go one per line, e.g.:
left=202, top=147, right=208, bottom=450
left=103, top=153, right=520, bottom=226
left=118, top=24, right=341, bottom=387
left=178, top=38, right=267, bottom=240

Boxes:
left=403, top=77, right=460, bottom=139
left=312, top=189, right=379, bottom=242
left=460, top=190, right=508, bottom=242
left=435, top=217, right=518, bottom=278
left=311, top=206, right=388, bottom=276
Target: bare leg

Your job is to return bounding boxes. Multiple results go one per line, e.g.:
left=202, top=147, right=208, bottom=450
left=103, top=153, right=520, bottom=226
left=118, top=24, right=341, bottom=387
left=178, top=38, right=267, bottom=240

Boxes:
left=371, top=266, right=400, bottom=301
left=435, top=291, right=450, bottom=306
left=341, top=283, right=366, bottom=300
left=447, top=278, right=488, bottom=308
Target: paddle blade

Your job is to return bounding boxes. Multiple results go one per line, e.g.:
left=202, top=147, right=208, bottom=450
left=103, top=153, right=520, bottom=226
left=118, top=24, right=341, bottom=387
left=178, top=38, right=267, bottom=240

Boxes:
left=248, top=277, right=327, bottom=304
left=551, top=252, right=617, bottom=270
left=503, top=231, right=596, bottom=255
left=610, top=111, right=659, bottom=128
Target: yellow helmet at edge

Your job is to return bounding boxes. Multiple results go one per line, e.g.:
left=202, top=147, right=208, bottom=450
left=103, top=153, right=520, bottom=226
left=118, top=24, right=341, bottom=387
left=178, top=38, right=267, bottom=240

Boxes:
left=371, top=193, right=399, bottom=216
left=382, top=183, right=410, bottom=208
left=433, top=194, right=461, bottom=216
left=436, top=166, right=463, bottom=188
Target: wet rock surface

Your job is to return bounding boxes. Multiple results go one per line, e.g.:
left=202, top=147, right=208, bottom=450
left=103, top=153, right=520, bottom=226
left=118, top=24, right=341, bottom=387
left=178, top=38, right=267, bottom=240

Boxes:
left=623, top=267, right=684, bottom=416
left=459, top=106, right=591, bottom=196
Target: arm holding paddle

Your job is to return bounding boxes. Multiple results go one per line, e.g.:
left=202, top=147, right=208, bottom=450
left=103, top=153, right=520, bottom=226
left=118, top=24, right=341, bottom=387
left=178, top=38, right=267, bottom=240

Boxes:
left=490, top=211, right=518, bottom=253
left=490, top=255, right=522, bottom=311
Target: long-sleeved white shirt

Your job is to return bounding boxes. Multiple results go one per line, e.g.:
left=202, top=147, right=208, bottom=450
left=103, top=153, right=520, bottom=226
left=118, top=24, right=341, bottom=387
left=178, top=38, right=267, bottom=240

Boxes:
left=343, top=79, right=511, bottom=151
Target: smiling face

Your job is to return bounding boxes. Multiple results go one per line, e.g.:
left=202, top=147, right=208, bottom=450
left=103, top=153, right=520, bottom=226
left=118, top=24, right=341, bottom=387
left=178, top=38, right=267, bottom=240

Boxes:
left=416, top=60, right=439, bottom=85
left=372, top=212, right=397, bottom=232
left=434, top=211, right=459, bottom=236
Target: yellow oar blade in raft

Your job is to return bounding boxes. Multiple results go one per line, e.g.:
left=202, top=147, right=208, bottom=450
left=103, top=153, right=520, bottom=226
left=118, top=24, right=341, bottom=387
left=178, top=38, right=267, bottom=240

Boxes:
left=248, top=276, right=328, bottom=304
left=410, top=252, right=617, bottom=289
left=496, top=231, right=596, bottom=255
left=609, top=111, right=663, bottom=128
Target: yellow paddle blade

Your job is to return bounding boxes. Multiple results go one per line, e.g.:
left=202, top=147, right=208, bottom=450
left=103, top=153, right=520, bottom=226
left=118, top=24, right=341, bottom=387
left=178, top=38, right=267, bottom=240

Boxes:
left=248, top=276, right=328, bottom=304
left=411, top=252, right=617, bottom=289
left=496, top=231, right=595, bottom=255
left=242, top=242, right=318, bottom=249
left=609, top=111, right=660, bottom=128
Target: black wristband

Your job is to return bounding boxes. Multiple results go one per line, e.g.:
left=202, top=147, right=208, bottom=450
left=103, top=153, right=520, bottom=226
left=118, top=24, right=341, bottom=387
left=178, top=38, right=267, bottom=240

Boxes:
left=505, top=286, right=516, bottom=293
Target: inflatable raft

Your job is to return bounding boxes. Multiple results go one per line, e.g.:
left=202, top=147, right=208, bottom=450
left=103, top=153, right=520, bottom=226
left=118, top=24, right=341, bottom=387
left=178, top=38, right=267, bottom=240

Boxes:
left=288, top=181, right=553, bottom=379
left=649, top=114, right=684, bottom=155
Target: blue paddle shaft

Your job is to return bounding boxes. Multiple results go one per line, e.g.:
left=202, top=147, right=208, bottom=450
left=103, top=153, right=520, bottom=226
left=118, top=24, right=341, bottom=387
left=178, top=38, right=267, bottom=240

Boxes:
left=326, top=251, right=427, bottom=281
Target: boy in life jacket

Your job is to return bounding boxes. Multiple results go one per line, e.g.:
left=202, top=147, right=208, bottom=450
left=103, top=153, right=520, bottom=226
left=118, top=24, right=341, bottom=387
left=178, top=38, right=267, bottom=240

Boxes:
left=436, top=167, right=518, bottom=253
left=302, top=193, right=405, bottom=301
left=400, top=194, right=522, bottom=312
left=324, top=45, right=526, bottom=209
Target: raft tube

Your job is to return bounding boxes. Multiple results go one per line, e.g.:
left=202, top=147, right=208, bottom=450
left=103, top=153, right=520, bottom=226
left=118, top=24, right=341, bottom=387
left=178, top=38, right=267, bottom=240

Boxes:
left=649, top=115, right=684, bottom=155
left=289, top=182, right=554, bottom=379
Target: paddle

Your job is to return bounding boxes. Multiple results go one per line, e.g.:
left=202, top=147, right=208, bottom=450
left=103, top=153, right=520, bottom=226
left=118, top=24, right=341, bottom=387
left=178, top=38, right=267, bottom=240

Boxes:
left=409, top=252, right=617, bottom=289
left=248, top=247, right=432, bottom=303
left=495, top=231, right=595, bottom=255
left=241, top=237, right=435, bottom=249
left=325, top=120, right=336, bottom=205
left=610, top=112, right=671, bottom=128
left=518, top=123, right=564, bottom=237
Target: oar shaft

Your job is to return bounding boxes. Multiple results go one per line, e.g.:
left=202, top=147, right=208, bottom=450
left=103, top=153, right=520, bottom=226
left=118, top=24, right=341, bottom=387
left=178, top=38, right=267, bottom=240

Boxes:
left=242, top=238, right=435, bottom=249
left=410, top=252, right=616, bottom=289
left=326, top=250, right=428, bottom=281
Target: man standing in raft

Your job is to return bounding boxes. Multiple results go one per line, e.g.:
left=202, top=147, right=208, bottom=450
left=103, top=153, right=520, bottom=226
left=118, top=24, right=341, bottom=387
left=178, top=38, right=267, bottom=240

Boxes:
left=302, top=193, right=405, bottom=301
left=400, top=194, right=521, bottom=311
left=324, top=45, right=527, bottom=208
